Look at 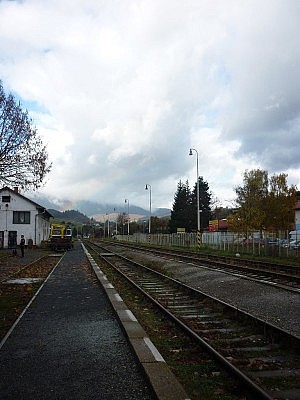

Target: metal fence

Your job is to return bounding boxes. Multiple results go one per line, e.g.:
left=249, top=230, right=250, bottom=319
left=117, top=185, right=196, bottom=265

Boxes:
left=116, top=231, right=300, bottom=258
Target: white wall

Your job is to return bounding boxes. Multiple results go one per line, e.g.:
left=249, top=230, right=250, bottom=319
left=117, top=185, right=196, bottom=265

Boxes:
left=0, top=189, right=50, bottom=248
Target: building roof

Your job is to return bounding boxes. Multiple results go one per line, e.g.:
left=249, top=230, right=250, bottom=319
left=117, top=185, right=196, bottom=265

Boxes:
left=0, top=186, right=53, bottom=218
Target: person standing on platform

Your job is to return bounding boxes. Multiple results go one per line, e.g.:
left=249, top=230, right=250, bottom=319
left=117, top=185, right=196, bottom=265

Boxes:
left=20, top=235, right=25, bottom=257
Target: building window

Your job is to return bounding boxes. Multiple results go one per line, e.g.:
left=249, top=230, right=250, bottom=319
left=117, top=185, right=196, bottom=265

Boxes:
left=2, top=195, right=11, bottom=202
left=13, top=211, right=30, bottom=224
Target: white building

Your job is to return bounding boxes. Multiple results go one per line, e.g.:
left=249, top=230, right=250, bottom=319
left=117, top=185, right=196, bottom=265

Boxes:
left=0, top=187, right=52, bottom=248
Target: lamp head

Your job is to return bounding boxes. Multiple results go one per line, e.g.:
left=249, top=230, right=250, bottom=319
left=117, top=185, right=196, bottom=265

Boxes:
left=189, top=148, right=193, bottom=156
left=145, top=184, right=148, bottom=190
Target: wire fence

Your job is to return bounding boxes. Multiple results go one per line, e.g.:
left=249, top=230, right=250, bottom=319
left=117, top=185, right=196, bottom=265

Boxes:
left=116, top=231, right=300, bottom=259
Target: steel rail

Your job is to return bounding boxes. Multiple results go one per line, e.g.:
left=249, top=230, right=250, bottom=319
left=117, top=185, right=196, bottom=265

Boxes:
left=99, top=240, right=300, bottom=290
left=96, top=251, right=273, bottom=400
left=0, top=255, right=50, bottom=284
left=86, top=239, right=299, bottom=338
left=86, top=241, right=299, bottom=400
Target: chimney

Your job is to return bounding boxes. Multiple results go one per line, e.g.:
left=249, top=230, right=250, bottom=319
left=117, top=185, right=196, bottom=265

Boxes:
left=14, top=187, right=19, bottom=193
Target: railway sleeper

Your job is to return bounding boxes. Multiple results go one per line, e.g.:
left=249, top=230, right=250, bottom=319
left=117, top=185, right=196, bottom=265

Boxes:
left=88, top=240, right=300, bottom=399
left=221, top=334, right=266, bottom=344
left=249, top=369, right=300, bottom=378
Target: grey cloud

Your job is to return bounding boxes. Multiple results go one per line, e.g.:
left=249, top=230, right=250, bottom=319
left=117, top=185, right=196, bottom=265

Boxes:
left=1, top=0, right=299, bottom=207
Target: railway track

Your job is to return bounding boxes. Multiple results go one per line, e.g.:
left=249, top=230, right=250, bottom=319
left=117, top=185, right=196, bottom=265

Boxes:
left=85, top=240, right=300, bottom=400
left=0, top=254, right=61, bottom=284
left=100, top=240, right=300, bottom=292
left=0, top=253, right=62, bottom=342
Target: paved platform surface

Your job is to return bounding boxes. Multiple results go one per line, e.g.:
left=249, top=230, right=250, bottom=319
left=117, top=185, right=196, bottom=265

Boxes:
left=0, top=243, right=189, bottom=400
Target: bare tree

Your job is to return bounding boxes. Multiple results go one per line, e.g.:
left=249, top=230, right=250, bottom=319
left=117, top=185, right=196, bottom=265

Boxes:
left=0, top=81, right=51, bottom=190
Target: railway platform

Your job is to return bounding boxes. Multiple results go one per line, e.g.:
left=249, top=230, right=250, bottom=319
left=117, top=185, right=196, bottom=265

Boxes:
left=0, top=242, right=189, bottom=400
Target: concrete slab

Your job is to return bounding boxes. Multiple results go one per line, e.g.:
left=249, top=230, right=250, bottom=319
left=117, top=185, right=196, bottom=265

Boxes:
left=121, top=320, right=147, bottom=338
left=142, top=362, right=191, bottom=400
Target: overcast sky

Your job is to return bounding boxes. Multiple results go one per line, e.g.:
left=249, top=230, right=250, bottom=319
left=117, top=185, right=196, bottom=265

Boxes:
left=0, top=0, right=299, bottom=211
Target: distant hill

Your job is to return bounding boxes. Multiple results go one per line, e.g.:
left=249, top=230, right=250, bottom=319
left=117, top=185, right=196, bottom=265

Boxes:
left=154, top=208, right=172, bottom=218
left=29, top=193, right=171, bottom=219
left=48, top=209, right=91, bottom=224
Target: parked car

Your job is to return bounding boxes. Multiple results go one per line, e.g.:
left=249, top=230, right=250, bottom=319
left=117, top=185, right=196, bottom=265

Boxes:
left=289, top=240, right=300, bottom=249
left=243, top=238, right=263, bottom=246
left=264, top=237, right=280, bottom=246
left=279, top=239, right=290, bottom=248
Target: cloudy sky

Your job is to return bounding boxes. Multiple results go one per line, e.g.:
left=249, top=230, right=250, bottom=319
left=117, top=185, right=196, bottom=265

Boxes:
left=0, top=0, right=299, bottom=211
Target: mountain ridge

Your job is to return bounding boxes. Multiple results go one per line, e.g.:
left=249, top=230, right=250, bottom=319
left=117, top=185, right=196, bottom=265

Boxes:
left=29, top=193, right=171, bottom=219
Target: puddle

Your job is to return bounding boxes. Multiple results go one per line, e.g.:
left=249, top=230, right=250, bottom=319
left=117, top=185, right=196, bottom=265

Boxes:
left=5, top=278, right=43, bottom=284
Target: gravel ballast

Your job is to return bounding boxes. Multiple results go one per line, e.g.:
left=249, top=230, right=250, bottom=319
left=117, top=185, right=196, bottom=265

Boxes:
left=122, top=250, right=300, bottom=339
left=169, top=263, right=300, bottom=338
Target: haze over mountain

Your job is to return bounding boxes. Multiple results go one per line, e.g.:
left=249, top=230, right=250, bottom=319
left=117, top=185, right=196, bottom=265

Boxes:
left=29, top=193, right=171, bottom=219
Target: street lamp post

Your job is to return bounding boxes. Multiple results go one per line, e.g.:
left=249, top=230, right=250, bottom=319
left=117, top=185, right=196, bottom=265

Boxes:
left=125, top=199, right=130, bottom=236
left=145, top=184, right=152, bottom=235
left=114, top=207, right=117, bottom=236
left=106, top=213, right=110, bottom=237
left=189, top=148, right=201, bottom=248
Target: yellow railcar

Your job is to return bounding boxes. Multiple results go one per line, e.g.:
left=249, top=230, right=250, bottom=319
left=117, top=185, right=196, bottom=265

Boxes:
left=49, top=224, right=73, bottom=250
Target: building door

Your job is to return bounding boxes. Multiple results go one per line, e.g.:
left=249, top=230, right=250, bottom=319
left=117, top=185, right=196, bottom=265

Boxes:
left=0, top=231, right=3, bottom=248
left=8, top=231, right=17, bottom=248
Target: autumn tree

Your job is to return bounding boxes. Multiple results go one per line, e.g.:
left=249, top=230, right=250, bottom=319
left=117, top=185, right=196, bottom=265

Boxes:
left=211, top=206, right=234, bottom=220
left=149, top=216, right=170, bottom=234
left=229, top=169, right=297, bottom=234
left=117, top=213, right=127, bottom=234
left=232, top=169, right=268, bottom=232
left=0, top=81, right=51, bottom=190
left=265, top=173, right=296, bottom=231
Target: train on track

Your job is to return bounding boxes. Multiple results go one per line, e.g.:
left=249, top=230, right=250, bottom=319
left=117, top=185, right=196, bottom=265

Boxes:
left=48, top=224, right=73, bottom=251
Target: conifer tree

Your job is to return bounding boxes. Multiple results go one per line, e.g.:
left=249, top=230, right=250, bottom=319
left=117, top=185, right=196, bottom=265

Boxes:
left=190, top=176, right=212, bottom=231
left=169, top=180, right=192, bottom=233
left=170, top=178, right=212, bottom=233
